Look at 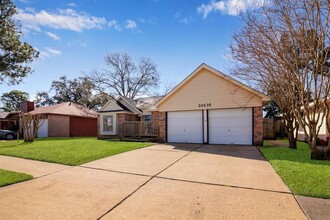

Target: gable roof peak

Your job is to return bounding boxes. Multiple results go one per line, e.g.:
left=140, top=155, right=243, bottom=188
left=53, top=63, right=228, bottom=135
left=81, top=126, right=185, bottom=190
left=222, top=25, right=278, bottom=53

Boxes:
left=155, top=63, right=269, bottom=108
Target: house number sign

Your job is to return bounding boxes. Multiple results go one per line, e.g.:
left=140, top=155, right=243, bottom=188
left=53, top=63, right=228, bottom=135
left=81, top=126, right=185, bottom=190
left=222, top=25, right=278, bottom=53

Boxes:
left=198, top=103, right=211, bottom=108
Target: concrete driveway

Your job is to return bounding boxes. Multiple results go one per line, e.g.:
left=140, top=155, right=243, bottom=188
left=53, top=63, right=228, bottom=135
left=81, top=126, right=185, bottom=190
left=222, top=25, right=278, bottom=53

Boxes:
left=0, top=144, right=306, bottom=220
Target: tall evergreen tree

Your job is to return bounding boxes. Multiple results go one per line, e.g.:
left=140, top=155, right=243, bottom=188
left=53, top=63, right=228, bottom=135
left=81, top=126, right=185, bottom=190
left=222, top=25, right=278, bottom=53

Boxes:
left=0, top=0, right=39, bottom=85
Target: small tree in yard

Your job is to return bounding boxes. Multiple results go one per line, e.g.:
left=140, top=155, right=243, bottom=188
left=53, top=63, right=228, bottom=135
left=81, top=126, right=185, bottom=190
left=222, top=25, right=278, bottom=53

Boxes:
left=19, top=113, right=45, bottom=142
left=231, top=0, right=330, bottom=159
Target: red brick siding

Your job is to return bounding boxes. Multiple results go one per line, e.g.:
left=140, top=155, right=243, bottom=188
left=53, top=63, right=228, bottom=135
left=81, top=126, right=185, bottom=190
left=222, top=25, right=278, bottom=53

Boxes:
left=48, top=115, right=70, bottom=137
left=69, top=117, right=97, bottom=137
left=253, top=106, right=264, bottom=146
left=20, top=101, right=35, bottom=113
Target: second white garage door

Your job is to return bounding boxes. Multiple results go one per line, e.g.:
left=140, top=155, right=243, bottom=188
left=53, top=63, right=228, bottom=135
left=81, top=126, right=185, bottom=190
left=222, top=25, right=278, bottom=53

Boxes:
left=209, top=108, right=252, bottom=145
left=167, top=111, right=203, bottom=143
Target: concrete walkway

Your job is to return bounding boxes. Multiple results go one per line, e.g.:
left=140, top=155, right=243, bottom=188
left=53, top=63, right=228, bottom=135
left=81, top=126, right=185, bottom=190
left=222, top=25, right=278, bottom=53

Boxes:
left=0, top=155, right=70, bottom=177
left=0, top=144, right=307, bottom=220
left=296, top=196, right=330, bottom=220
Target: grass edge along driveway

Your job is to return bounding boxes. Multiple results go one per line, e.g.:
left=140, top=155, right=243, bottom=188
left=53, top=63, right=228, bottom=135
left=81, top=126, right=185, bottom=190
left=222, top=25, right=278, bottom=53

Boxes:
left=261, top=140, right=330, bottom=199
left=0, top=138, right=152, bottom=166
left=0, top=169, right=33, bottom=187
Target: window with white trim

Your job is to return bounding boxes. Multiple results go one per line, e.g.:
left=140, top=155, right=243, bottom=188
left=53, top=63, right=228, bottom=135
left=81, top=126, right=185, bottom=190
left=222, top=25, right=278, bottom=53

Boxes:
left=103, top=115, right=113, bottom=132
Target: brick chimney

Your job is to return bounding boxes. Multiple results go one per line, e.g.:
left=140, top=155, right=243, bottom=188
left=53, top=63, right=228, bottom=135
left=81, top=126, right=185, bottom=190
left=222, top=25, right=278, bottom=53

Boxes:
left=21, top=101, right=35, bottom=113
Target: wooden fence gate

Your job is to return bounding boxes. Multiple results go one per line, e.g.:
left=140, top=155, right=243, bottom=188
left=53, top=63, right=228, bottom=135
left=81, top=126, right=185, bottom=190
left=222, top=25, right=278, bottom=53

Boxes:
left=263, top=118, right=285, bottom=139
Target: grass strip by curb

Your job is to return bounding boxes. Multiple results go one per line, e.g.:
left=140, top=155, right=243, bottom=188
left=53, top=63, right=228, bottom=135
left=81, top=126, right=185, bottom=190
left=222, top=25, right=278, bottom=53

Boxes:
left=0, top=169, right=33, bottom=187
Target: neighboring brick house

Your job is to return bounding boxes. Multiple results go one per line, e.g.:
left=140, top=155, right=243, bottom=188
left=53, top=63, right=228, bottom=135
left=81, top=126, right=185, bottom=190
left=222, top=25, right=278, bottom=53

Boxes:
left=28, top=102, right=97, bottom=137
left=98, top=63, right=269, bottom=146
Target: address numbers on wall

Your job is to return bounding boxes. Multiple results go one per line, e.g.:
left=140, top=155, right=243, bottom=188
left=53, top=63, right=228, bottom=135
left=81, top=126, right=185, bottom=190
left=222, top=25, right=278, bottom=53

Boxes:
left=198, top=103, right=212, bottom=108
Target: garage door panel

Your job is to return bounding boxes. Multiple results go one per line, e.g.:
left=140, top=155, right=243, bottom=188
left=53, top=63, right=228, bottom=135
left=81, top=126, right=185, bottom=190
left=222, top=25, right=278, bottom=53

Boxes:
left=168, top=111, right=203, bottom=143
left=209, top=108, right=252, bottom=145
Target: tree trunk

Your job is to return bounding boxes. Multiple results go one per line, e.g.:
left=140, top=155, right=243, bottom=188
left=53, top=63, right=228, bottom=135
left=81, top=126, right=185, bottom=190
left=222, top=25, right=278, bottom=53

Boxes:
left=288, top=135, right=297, bottom=149
left=309, top=136, right=319, bottom=160
left=286, top=119, right=297, bottom=149
left=310, top=146, right=318, bottom=160
left=308, top=124, right=324, bottom=160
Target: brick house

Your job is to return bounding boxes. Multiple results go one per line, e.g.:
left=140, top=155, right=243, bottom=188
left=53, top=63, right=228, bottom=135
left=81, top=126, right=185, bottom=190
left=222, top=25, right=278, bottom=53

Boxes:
left=98, top=63, right=269, bottom=145
left=28, top=102, right=97, bottom=137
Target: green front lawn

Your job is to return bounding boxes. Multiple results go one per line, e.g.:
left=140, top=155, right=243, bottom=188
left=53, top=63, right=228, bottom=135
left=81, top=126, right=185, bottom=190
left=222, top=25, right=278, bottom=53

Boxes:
left=0, top=169, right=33, bottom=187
left=261, top=141, right=330, bottom=198
left=0, top=138, right=152, bottom=166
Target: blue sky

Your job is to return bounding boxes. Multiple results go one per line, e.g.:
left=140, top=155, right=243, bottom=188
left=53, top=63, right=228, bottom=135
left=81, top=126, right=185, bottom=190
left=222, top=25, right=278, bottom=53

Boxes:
left=1, top=0, right=264, bottom=99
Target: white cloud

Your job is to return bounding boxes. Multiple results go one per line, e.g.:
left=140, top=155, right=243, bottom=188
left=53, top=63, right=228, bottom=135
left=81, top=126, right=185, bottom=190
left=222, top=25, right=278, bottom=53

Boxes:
left=108, top=19, right=122, bottom=31
left=15, top=8, right=107, bottom=32
left=197, top=0, right=266, bottom=17
left=67, top=40, right=87, bottom=48
left=138, top=17, right=157, bottom=25
left=19, top=0, right=32, bottom=4
left=45, top=47, right=61, bottom=55
left=67, top=2, right=77, bottom=7
left=36, top=47, right=61, bottom=59
left=45, top=31, right=60, bottom=40
left=125, top=19, right=137, bottom=29
left=179, top=17, right=194, bottom=24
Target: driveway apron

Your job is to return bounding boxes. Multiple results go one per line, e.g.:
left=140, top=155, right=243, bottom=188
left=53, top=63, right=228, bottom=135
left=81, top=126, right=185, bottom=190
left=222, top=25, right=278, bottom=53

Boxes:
left=0, top=144, right=306, bottom=220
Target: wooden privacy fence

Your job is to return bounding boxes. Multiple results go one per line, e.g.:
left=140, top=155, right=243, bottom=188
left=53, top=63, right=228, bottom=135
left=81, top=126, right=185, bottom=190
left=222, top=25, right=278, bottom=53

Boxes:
left=121, top=121, right=158, bottom=138
left=263, top=118, right=285, bottom=139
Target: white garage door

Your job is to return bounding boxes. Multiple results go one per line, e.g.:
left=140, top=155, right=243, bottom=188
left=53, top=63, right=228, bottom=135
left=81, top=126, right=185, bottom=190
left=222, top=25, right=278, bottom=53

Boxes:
left=37, top=119, right=48, bottom=138
left=167, top=111, right=203, bottom=143
left=209, top=108, right=252, bottom=145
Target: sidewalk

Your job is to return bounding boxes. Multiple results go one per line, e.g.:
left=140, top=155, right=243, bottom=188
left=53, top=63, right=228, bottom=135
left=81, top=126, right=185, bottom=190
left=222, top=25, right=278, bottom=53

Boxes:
left=0, top=155, right=70, bottom=177
left=261, top=140, right=330, bottom=220
left=296, top=196, right=330, bottom=220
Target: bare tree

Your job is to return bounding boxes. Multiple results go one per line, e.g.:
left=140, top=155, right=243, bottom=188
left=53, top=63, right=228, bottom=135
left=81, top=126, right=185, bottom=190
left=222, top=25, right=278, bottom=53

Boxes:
left=325, top=101, right=330, bottom=160
left=86, top=52, right=160, bottom=99
left=151, top=80, right=176, bottom=97
left=231, top=0, right=330, bottom=159
left=19, top=113, right=46, bottom=142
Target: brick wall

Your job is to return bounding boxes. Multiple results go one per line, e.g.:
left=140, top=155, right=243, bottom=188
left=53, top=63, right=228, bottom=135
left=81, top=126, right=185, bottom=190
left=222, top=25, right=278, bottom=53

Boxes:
left=152, top=111, right=166, bottom=142
left=97, top=115, right=102, bottom=139
left=48, top=115, right=70, bottom=137
left=20, top=101, right=35, bottom=113
left=253, top=107, right=263, bottom=146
